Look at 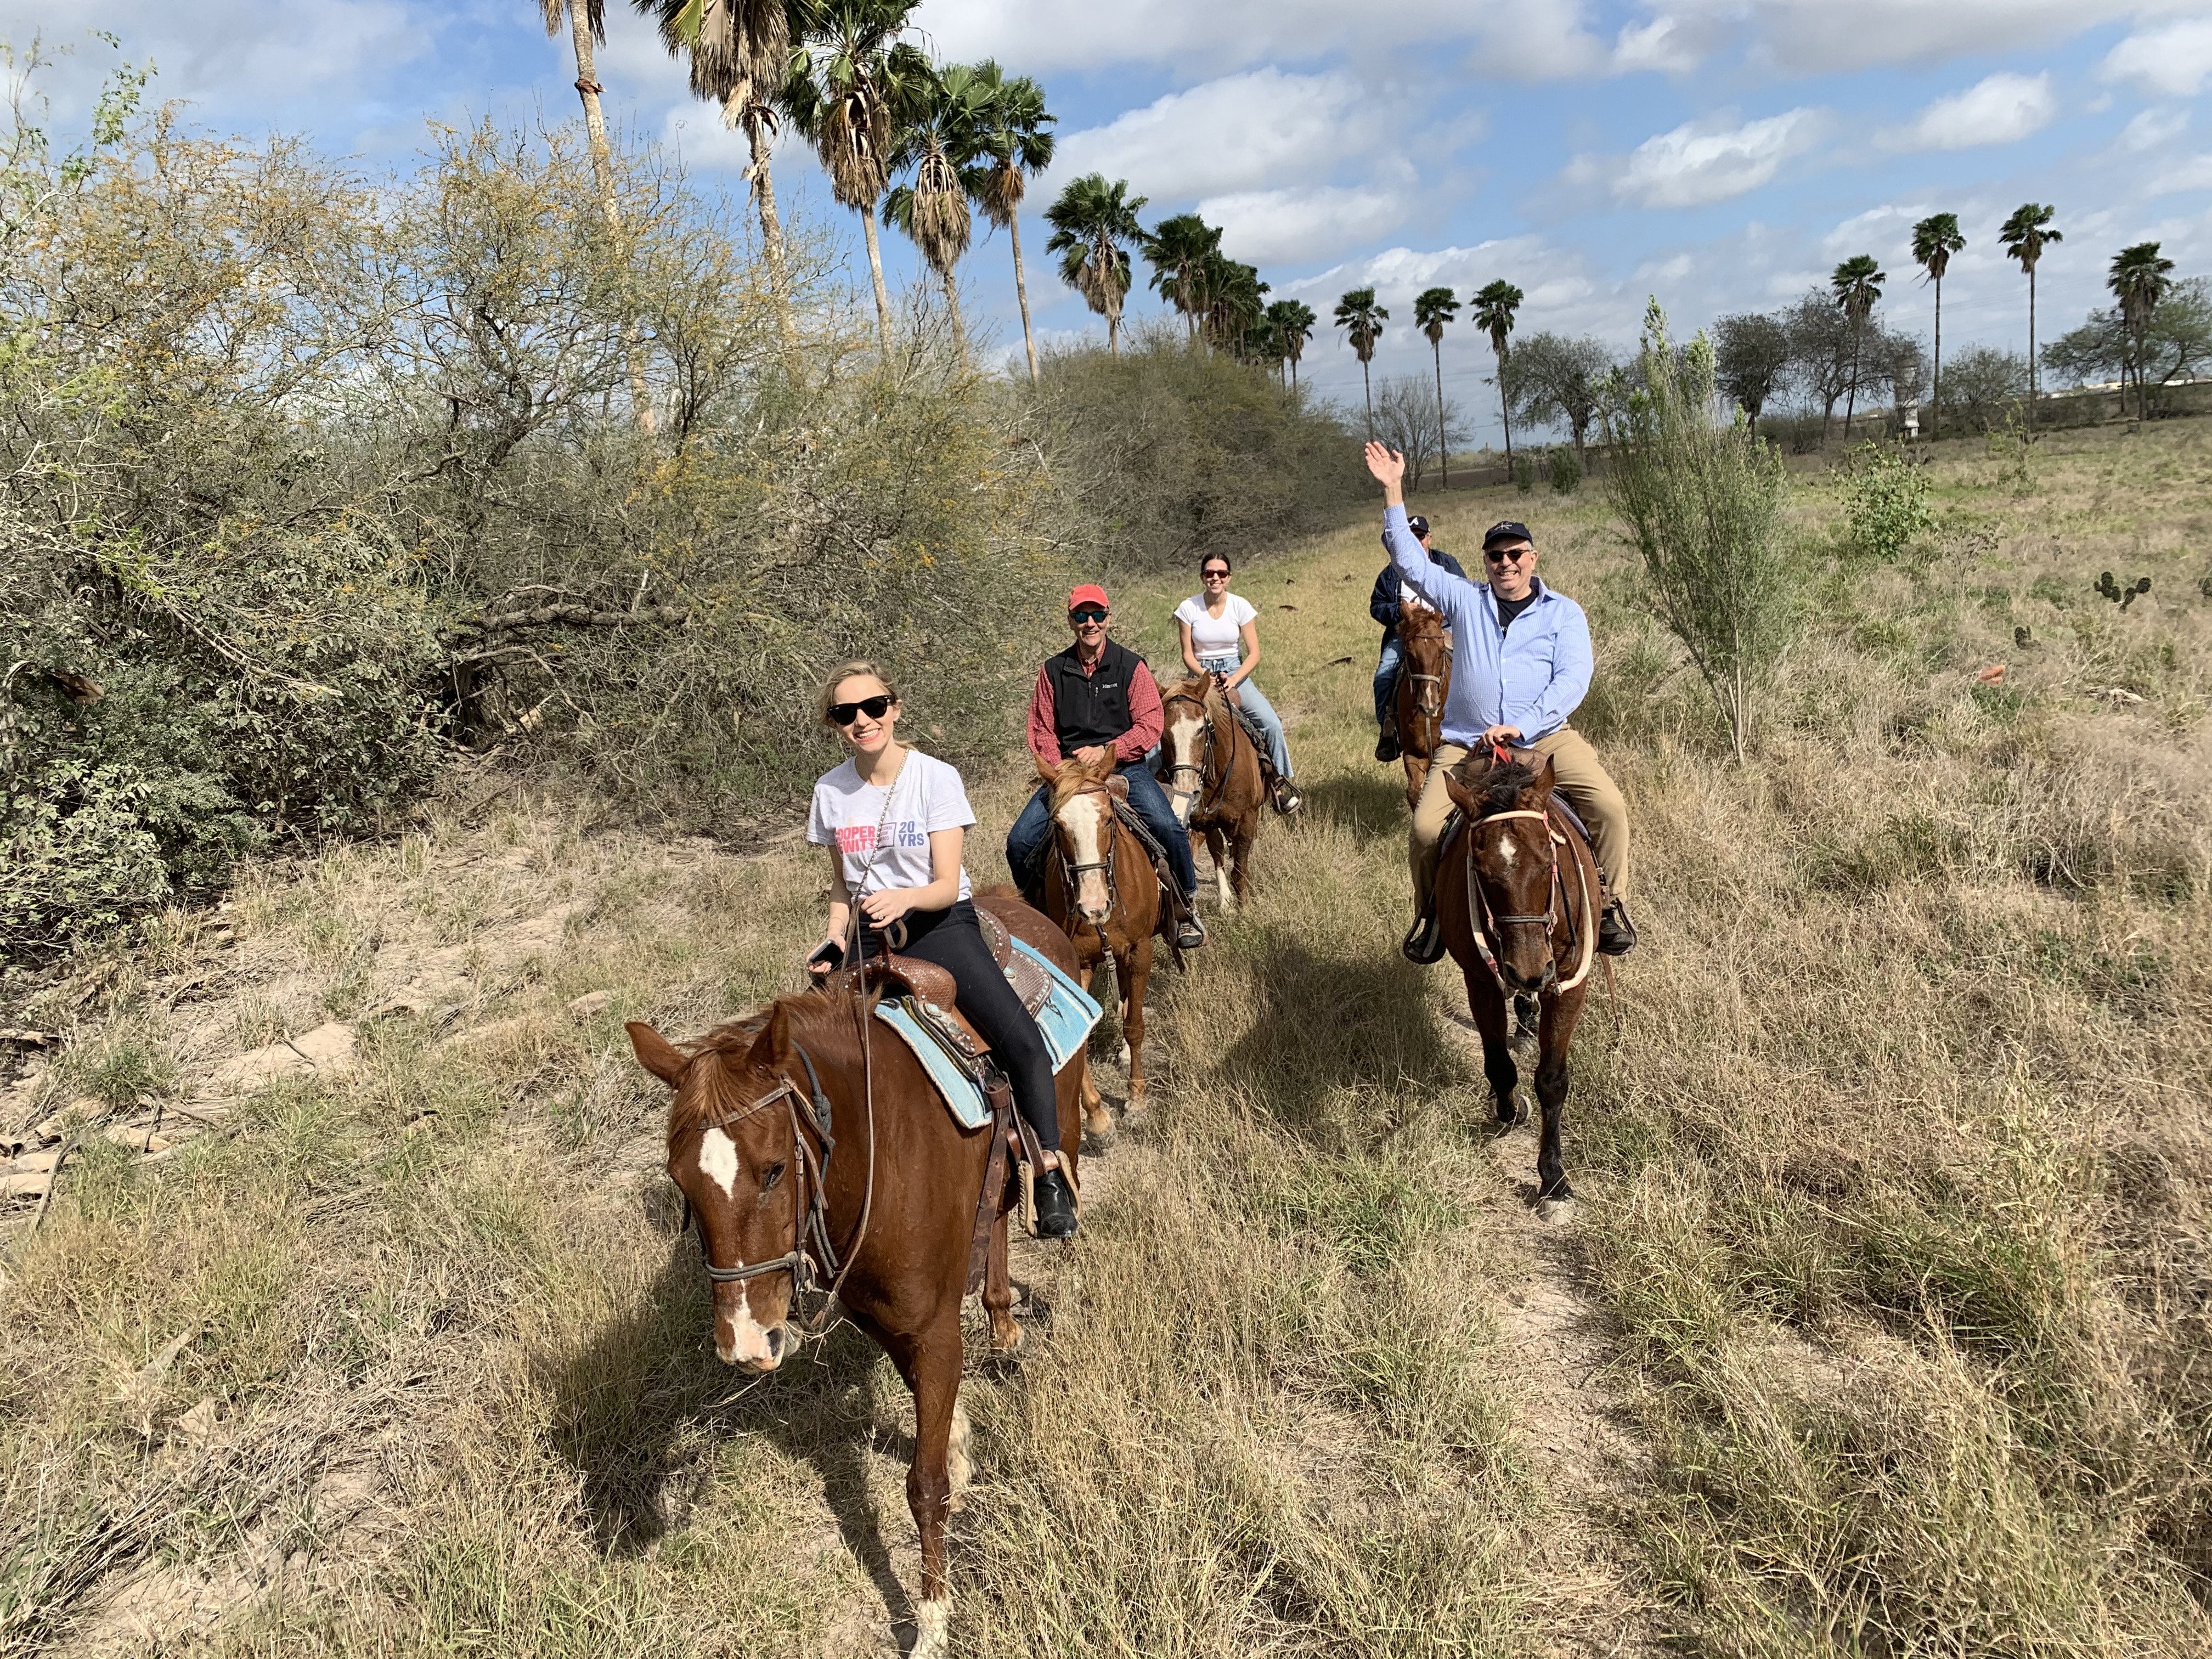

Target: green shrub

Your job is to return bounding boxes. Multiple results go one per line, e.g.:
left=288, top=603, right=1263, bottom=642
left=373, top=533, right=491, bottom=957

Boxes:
left=1030, top=326, right=1364, bottom=570
left=1513, top=454, right=1537, bottom=492
left=1840, top=441, right=1937, bottom=561
left=1547, top=448, right=1582, bottom=493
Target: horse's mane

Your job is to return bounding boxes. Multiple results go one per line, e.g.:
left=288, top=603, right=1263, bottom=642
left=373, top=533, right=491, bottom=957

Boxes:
left=1400, top=606, right=1446, bottom=639
left=665, top=992, right=857, bottom=1143
left=1452, top=754, right=1547, bottom=817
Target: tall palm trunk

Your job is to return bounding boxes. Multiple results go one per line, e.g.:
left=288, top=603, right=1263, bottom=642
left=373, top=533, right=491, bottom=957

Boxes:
left=860, top=208, right=894, bottom=356
left=1361, top=359, right=1374, bottom=439
left=1844, top=324, right=1861, bottom=434
left=566, top=2, right=654, bottom=435
left=2027, top=266, right=2039, bottom=430
left=1930, top=273, right=1943, bottom=441
left=1431, top=338, right=1450, bottom=489
left=940, top=270, right=966, bottom=358
left=1008, top=212, right=1039, bottom=384
left=1493, top=341, right=1513, bottom=467
left=1289, top=354, right=1299, bottom=390
left=744, top=109, right=801, bottom=371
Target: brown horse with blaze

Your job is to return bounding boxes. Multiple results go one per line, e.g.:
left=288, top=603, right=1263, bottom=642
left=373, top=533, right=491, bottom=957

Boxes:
left=1156, top=672, right=1266, bottom=909
left=1434, top=747, right=1601, bottom=1210
left=1034, top=747, right=1161, bottom=1115
left=625, top=891, right=1090, bottom=1659
left=1393, top=604, right=1452, bottom=812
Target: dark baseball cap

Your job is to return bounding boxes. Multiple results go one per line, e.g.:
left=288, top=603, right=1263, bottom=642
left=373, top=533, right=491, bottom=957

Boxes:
left=1406, top=514, right=1430, bottom=538
left=1482, top=520, right=1534, bottom=549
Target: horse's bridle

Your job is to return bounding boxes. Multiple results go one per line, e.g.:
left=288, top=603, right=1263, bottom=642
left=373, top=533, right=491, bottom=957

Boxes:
left=684, top=1043, right=845, bottom=1296
left=1398, top=617, right=1450, bottom=747
left=1462, top=805, right=1596, bottom=995
left=1160, top=688, right=1238, bottom=822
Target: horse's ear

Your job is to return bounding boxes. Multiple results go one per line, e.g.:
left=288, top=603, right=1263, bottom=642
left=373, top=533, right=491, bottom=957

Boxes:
left=1034, top=751, right=1060, bottom=788
left=1084, top=747, right=1119, bottom=782
left=1531, top=755, right=1559, bottom=799
left=1106, top=773, right=1131, bottom=801
left=627, top=1022, right=689, bottom=1087
left=1442, top=765, right=1477, bottom=817
left=749, top=1003, right=796, bottom=1070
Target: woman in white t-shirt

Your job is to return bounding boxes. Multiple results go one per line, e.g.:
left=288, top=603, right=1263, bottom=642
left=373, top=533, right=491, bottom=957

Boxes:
left=803, top=660, right=1076, bottom=1237
left=1173, top=554, right=1300, bottom=813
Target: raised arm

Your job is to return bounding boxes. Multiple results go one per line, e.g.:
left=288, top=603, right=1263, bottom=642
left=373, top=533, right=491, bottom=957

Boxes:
left=1367, top=443, right=1479, bottom=624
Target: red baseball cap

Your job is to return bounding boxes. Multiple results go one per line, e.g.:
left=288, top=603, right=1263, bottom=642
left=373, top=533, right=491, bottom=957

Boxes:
left=1067, top=584, right=1111, bottom=613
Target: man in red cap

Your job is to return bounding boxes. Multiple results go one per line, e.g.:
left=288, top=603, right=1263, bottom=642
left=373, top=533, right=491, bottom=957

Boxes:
left=1006, top=584, right=1206, bottom=949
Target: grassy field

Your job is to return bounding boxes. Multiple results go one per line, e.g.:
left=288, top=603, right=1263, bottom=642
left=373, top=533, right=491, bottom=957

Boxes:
left=3, top=418, right=2209, bottom=1656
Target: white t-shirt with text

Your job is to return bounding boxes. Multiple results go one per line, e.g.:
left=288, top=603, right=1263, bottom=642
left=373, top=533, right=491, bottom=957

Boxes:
left=1174, top=592, right=1257, bottom=662
left=806, top=749, right=974, bottom=903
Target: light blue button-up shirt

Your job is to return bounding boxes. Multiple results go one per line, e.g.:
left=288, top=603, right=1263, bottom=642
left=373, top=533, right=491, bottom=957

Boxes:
left=1383, top=504, right=1593, bottom=748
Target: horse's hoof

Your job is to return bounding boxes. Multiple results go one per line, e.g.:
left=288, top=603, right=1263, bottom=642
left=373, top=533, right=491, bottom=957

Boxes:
left=913, top=1597, right=951, bottom=1659
left=1536, top=1190, right=1577, bottom=1225
left=990, top=1322, right=1025, bottom=1357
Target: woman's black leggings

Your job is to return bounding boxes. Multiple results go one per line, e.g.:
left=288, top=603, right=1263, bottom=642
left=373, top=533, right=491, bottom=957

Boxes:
left=864, top=900, right=1059, bottom=1146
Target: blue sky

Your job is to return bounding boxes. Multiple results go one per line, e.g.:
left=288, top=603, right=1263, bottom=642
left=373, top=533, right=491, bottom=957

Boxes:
left=24, top=0, right=2212, bottom=443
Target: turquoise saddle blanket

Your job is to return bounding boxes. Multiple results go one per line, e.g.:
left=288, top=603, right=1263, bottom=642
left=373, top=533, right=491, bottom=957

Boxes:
left=873, top=939, right=1103, bottom=1130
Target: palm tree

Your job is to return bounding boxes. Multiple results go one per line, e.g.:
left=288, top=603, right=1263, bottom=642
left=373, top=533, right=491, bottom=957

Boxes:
left=1267, top=299, right=1316, bottom=389
left=957, top=61, right=1054, bottom=384
left=1143, top=213, right=1222, bottom=343
left=2110, top=241, right=2176, bottom=421
left=1043, top=173, right=1147, bottom=356
left=1910, top=212, right=1965, bottom=441
left=1200, top=252, right=1267, bottom=355
left=631, top=0, right=797, bottom=359
left=1831, top=254, right=1885, bottom=437
left=882, top=61, right=990, bottom=356
left=543, top=0, right=655, bottom=433
left=1999, top=202, right=2062, bottom=427
left=1471, top=280, right=1523, bottom=468
left=1413, top=286, right=1460, bottom=488
left=785, top=0, right=930, bottom=357
left=1334, top=287, right=1387, bottom=437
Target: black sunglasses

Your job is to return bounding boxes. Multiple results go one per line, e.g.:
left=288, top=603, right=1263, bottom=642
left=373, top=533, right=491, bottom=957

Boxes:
left=1201, top=567, right=1231, bottom=580
left=1069, top=607, right=1109, bottom=625
left=828, top=694, right=893, bottom=725
left=1484, top=545, right=1531, bottom=563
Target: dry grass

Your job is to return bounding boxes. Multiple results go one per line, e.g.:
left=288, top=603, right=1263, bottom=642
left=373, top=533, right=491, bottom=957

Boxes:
left=3, top=418, right=2210, bottom=1656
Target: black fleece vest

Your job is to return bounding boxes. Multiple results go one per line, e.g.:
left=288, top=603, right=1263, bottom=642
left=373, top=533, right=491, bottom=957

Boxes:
left=1047, top=640, right=1141, bottom=754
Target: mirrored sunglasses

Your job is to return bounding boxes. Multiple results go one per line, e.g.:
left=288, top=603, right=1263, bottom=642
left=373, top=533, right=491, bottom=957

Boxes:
left=1068, top=607, right=1109, bottom=625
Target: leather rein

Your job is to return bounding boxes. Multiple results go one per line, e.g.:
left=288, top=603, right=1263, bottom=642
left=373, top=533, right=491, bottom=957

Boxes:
left=684, top=1043, right=842, bottom=1291
left=1462, top=803, right=1597, bottom=996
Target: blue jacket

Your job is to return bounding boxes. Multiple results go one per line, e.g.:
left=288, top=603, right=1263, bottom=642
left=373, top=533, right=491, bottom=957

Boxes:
left=1382, top=503, right=1593, bottom=747
left=1370, top=546, right=1468, bottom=635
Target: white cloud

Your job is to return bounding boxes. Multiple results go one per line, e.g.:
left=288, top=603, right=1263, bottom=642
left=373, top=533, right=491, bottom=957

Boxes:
left=2102, top=20, right=2212, bottom=97
left=2120, top=107, right=2191, bottom=153
left=1612, top=17, right=1701, bottom=72
left=1198, top=185, right=1413, bottom=265
left=1610, top=109, right=1825, bottom=208
left=1644, top=0, right=2159, bottom=76
left=1887, top=72, right=2056, bottom=153
left=1821, top=202, right=1926, bottom=257
left=2147, top=153, right=2212, bottom=196
left=1047, top=68, right=1385, bottom=204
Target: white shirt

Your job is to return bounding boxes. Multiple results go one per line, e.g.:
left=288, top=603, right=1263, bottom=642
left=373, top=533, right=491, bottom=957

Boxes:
left=806, top=750, right=974, bottom=902
left=1174, top=592, right=1257, bottom=661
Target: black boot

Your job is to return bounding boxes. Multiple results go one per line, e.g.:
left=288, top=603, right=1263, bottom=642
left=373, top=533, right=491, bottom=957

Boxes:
left=1032, top=1164, right=1079, bottom=1238
left=1401, top=896, right=1446, bottom=964
left=1598, top=899, right=1638, bottom=956
left=1375, top=709, right=1400, bottom=764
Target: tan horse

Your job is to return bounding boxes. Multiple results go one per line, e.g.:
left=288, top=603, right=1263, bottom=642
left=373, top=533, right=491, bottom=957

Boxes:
left=1158, top=672, right=1266, bottom=910
left=625, top=894, right=1088, bottom=1659
left=1034, top=749, right=1161, bottom=1113
left=1395, top=603, right=1452, bottom=812
left=1435, top=748, right=1601, bottom=1211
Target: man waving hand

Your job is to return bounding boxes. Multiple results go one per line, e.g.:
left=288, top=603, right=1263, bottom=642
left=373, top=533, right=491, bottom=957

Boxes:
left=1364, top=441, right=1637, bottom=962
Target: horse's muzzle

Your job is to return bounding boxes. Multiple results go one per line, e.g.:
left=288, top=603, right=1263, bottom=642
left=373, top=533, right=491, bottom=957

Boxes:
left=724, top=1318, right=797, bottom=1373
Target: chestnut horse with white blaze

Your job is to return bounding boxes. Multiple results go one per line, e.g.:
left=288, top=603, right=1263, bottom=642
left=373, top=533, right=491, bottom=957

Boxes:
left=1157, top=672, right=1266, bottom=909
left=1394, top=603, right=1452, bottom=812
left=1034, top=749, right=1161, bottom=1113
left=624, top=894, right=1088, bottom=1659
left=1435, top=747, right=1601, bottom=1209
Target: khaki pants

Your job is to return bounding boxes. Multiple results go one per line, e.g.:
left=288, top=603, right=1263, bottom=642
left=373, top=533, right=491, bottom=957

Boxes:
left=1409, top=727, right=1630, bottom=914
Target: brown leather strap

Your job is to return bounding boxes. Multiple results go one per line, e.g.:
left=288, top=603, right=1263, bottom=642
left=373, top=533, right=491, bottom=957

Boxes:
left=965, top=1082, right=1017, bottom=1293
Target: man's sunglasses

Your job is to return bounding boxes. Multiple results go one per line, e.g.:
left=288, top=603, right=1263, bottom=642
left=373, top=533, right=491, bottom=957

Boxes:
left=828, top=695, right=894, bottom=726
left=1483, top=545, right=1532, bottom=563
left=1069, top=607, right=1109, bottom=625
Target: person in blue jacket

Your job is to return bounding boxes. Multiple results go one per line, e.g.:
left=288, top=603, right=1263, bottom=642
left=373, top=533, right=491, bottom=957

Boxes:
left=1364, top=442, right=1638, bottom=962
left=1369, top=512, right=1469, bottom=763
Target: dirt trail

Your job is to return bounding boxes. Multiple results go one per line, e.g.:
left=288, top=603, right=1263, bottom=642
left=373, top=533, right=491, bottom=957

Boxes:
left=1438, top=1000, right=1664, bottom=1658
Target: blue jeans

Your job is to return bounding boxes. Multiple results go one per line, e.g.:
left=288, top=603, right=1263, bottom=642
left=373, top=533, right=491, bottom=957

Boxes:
left=1008, top=760, right=1197, bottom=901
left=1199, top=654, right=1292, bottom=780
left=1373, top=635, right=1403, bottom=727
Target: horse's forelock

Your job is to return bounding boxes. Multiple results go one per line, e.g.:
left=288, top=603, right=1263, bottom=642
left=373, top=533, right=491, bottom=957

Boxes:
left=1453, top=756, right=1546, bottom=817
